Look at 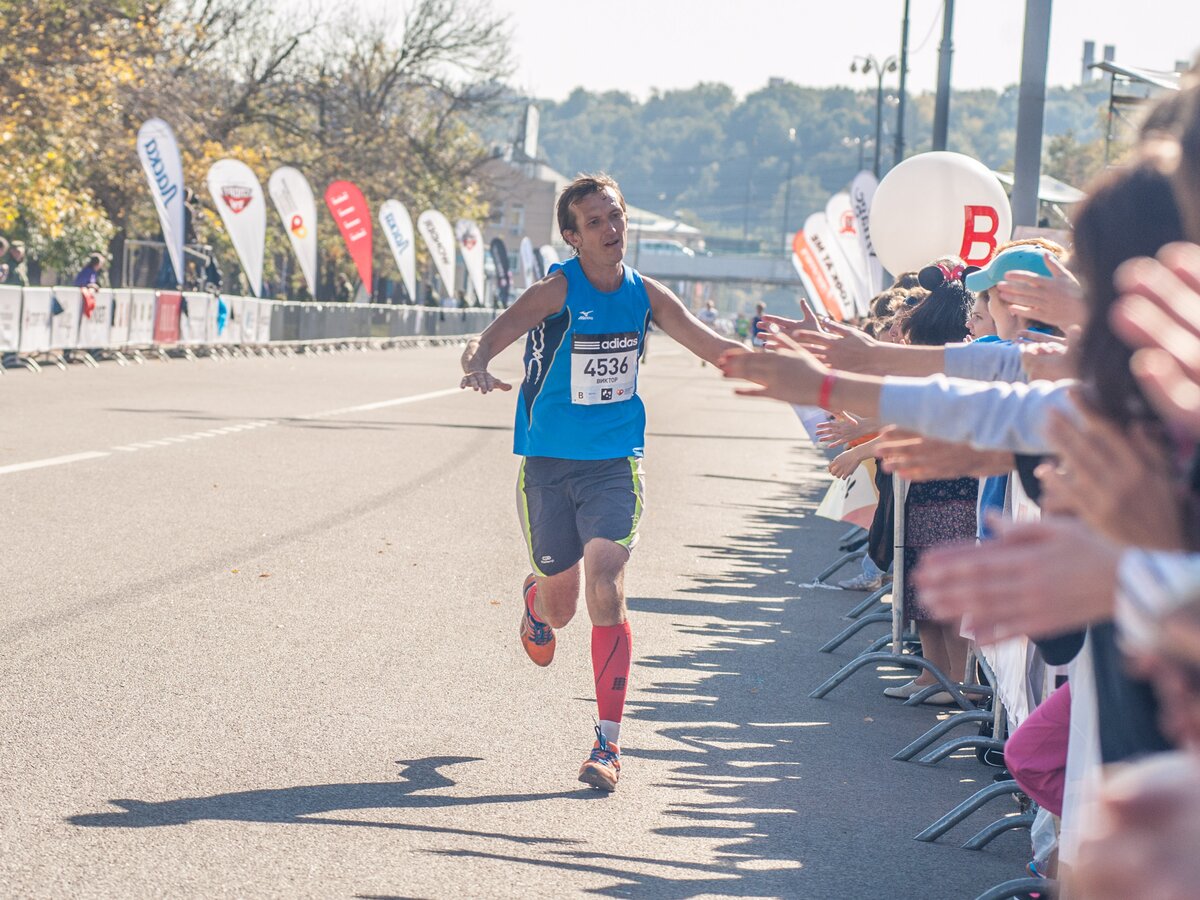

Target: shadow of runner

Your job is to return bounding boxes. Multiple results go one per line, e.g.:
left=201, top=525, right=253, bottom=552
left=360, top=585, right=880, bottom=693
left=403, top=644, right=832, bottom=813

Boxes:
left=68, top=756, right=593, bottom=845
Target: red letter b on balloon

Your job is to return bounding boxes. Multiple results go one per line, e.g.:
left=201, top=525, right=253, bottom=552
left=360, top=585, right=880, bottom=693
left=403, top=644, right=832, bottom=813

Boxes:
left=959, top=205, right=1000, bottom=265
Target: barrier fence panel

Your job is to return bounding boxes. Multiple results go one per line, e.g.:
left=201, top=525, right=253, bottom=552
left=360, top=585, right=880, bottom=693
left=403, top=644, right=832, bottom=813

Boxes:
left=257, top=300, right=275, bottom=345
left=0, top=286, right=22, bottom=353
left=3, top=288, right=493, bottom=367
left=215, top=297, right=234, bottom=346
left=78, top=288, right=113, bottom=349
left=153, top=292, right=183, bottom=346
left=274, top=302, right=299, bottom=342
left=181, top=292, right=211, bottom=347
left=49, top=288, right=82, bottom=352
left=19, top=288, right=53, bottom=354
left=110, top=289, right=133, bottom=348
left=234, top=297, right=255, bottom=345
left=299, top=304, right=325, bottom=341
left=129, top=290, right=157, bottom=346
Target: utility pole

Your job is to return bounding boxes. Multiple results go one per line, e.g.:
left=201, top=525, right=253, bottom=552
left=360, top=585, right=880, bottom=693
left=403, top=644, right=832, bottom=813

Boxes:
left=894, top=0, right=911, bottom=165
left=1013, top=0, right=1053, bottom=227
left=932, top=0, right=955, bottom=151
left=781, top=128, right=797, bottom=255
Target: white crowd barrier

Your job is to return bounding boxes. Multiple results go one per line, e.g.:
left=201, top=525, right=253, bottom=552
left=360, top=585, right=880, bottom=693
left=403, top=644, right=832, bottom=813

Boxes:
left=0, top=286, right=497, bottom=370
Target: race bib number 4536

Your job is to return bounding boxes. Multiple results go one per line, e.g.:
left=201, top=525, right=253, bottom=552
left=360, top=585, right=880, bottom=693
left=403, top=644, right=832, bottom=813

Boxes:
left=570, top=331, right=639, bottom=405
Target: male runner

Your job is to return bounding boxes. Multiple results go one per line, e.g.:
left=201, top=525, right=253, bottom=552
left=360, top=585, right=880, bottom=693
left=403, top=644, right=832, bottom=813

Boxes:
left=460, top=174, right=742, bottom=791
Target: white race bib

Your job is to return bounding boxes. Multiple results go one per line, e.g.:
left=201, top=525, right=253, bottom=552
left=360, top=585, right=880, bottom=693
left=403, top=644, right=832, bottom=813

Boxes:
left=570, top=331, right=639, bottom=405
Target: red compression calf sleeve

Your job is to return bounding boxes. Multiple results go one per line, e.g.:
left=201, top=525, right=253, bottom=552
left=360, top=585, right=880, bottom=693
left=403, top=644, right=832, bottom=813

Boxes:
left=592, top=622, right=632, bottom=724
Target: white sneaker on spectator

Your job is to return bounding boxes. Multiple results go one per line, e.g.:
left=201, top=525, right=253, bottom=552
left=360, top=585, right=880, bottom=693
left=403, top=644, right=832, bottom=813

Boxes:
left=882, top=680, right=928, bottom=699
left=836, top=571, right=885, bottom=591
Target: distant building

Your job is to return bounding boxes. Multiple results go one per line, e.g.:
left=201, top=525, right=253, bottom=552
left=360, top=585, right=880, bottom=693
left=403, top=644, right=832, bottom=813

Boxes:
left=479, top=107, right=705, bottom=257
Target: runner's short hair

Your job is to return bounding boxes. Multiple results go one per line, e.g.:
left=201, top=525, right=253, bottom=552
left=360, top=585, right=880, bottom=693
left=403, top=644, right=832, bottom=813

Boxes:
left=557, top=174, right=626, bottom=248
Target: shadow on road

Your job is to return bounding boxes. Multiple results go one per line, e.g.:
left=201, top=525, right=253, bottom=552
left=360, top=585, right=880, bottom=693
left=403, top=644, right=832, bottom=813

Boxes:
left=69, top=756, right=596, bottom=845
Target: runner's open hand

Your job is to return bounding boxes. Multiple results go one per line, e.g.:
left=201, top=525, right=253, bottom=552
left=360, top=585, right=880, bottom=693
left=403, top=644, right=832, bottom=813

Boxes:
left=460, top=370, right=512, bottom=393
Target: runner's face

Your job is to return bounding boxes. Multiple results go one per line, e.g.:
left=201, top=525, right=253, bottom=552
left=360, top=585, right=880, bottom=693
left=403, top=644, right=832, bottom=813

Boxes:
left=566, top=189, right=626, bottom=263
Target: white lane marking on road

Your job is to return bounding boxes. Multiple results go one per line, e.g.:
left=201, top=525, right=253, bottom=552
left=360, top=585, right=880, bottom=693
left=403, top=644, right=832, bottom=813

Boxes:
left=0, top=451, right=111, bottom=475
left=4, top=388, right=465, bottom=477
left=301, top=387, right=462, bottom=419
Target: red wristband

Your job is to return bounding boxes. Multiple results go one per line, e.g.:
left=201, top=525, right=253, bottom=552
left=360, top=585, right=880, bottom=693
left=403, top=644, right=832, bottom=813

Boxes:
left=818, top=372, right=837, bottom=410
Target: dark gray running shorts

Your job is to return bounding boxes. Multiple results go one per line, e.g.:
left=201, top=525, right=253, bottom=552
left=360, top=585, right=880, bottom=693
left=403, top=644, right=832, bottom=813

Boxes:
left=516, top=456, right=646, bottom=577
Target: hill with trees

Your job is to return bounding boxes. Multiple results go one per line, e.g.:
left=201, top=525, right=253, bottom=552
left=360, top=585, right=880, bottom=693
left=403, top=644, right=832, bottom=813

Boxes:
left=534, top=78, right=1122, bottom=252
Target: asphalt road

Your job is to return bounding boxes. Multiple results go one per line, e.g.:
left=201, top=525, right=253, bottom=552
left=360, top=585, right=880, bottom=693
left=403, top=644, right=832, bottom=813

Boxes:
left=1, top=340, right=1026, bottom=898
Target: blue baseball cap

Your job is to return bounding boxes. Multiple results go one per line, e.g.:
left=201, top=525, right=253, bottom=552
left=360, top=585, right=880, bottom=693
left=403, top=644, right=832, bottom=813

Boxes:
left=964, top=246, right=1054, bottom=293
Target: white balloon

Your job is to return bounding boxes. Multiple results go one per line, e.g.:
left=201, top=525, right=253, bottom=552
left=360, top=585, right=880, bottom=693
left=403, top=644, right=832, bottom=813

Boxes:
left=871, top=151, right=1012, bottom=275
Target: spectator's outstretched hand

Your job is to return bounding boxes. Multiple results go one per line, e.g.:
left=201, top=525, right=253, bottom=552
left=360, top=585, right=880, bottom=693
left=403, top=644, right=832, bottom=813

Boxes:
left=914, top=516, right=1121, bottom=643
left=718, top=345, right=828, bottom=406
left=828, top=445, right=868, bottom=480
left=815, top=412, right=873, bottom=449
left=756, top=303, right=822, bottom=343
left=1073, top=752, right=1200, bottom=900
left=1039, top=393, right=1187, bottom=550
left=995, top=255, right=1087, bottom=329
left=1019, top=325, right=1079, bottom=381
left=1111, top=242, right=1200, bottom=438
left=876, top=428, right=1014, bottom=482
left=789, top=320, right=879, bottom=373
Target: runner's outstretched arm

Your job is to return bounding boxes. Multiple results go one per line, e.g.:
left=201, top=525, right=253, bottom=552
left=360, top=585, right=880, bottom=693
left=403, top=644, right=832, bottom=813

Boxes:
left=460, top=273, right=568, bottom=393
left=644, top=279, right=744, bottom=365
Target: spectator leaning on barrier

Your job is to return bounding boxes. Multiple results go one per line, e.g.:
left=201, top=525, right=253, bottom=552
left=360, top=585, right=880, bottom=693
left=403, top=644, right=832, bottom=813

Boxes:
left=0, top=236, right=9, bottom=283
left=73, top=253, right=106, bottom=289
left=5, top=240, right=29, bottom=287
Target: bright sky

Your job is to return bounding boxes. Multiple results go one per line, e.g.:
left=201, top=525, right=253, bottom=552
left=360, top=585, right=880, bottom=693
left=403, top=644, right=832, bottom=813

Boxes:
left=466, top=0, right=1198, bottom=100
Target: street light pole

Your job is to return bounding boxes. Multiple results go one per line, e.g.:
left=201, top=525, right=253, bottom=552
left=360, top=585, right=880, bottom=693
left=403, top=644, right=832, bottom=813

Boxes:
left=852, top=54, right=898, bottom=178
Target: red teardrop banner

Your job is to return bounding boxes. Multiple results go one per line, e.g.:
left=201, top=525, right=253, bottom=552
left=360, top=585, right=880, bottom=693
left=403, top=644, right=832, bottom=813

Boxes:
left=324, top=180, right=373, bottom=298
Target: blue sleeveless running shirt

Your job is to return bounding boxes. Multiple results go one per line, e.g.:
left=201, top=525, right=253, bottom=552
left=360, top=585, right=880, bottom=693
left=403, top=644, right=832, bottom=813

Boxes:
left=514, top=257, right=653, bottom=459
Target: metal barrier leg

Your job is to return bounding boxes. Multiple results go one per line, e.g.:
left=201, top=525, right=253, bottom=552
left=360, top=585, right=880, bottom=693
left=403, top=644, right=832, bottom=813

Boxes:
left=913, top=779, right=1016, bottom=842
left=818, top=612, right=891, bottom=653
left=814, top=549, right=866, bottom=584
left=972, top=876, right=1057, bottom=900
left=961, top=812, right=1037, bottom=850
left=861, top=633, right=895, bottom=655
left=916, top=736, right=1006, bottom=766
left=893, top=710, right=993, bottom=761
left=845, top=583, right=891, bottom=619
left=902, top=677, right=982, bottom=711
left=810, top=650, right=924, bottom=698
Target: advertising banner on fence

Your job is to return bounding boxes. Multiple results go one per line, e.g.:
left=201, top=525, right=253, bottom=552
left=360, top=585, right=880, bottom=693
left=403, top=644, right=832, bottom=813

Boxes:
left=418, top=209, right=456, bottom=298
left=379, top=200, right=417, bottom=303
left=791, top=224, right=841, bottom=320
left=490, top=238, right=512, bottom=307
left=268, top=166, right=318, bottom=298
left=816, top=459, right=879, bottom=528
left=110, top=290, right=132, bottom=347
left=78, top=288, right=113, bottom=348
left=0, top=286, right=21, bottom=352
left=49, top=289, right=81, bottom=351
left=519, top=236, right=537, bottom=288
left=207, top=159, right=266, bottom=297
left=136, top=118, right=186, bottom=288
left=19, top=288, right=52, bottom=354
left=325, top=181, right=373, bottom=300
left=154, top=291, right=183, bottom=344
left=456, top=219, right=486, bottom=304
left=802, top=213, right=859, bottom=319
left=850, top=170, right=885, bottom=296
left=825, top=191, right=870, bottom=315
